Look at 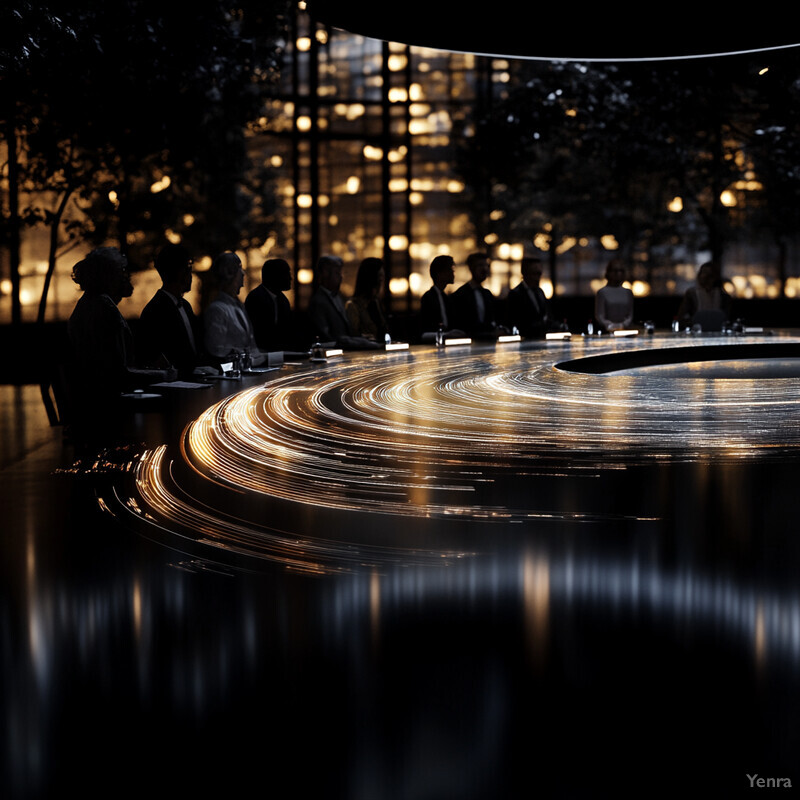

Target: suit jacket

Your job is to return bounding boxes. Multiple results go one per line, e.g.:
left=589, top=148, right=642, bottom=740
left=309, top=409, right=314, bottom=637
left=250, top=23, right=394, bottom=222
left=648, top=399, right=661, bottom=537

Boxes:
left=450, top=282, right=499, bottom=336
left=138, top=289, right=203, bottom=376
left=203, top=292, right=261, bottom=361
left=507, top=281, right=550, bottom=338
left=307, top=287, right=353, bottom=344
left=419, top=286, right=452, bottom=334
left=245, top=284, right=294, bottom=351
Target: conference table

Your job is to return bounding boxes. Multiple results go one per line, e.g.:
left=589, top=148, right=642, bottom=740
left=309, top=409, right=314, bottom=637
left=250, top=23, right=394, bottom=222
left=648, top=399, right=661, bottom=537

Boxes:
left=5, top=327, right=800, bottom=798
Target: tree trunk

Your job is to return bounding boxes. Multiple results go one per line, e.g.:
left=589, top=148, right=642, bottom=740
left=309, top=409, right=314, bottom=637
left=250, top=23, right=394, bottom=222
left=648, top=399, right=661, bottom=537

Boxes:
left=37, top=186, right=73, bottom=325
left=5, top=120, right=22, bottom=326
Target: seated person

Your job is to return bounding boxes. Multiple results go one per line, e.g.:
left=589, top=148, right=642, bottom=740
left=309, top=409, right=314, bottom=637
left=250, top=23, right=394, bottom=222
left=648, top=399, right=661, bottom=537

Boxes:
left=345, top=257, right=391, bottom=341
left=677, top=261, right=733, bottom=328
left=595, top=258, right=634, bottom=331
left=203, top=251, right=270, bottom=366
left=244, top=257, right=297, bottom=351
left=67, top=246, right=176, bottom=446
left=137, top=243, right=216, bottom=378
left=306, top=254, right=380, bottom=350
left=450, top=252, right=506, bottom=338
left=418, top=254, right=467, bottom=341
left=506, top=256, right=551, bottom=338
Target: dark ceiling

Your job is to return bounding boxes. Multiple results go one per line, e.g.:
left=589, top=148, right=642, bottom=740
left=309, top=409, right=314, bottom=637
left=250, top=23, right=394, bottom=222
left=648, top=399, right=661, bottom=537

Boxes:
left=306, top=2, right=798, bottom=61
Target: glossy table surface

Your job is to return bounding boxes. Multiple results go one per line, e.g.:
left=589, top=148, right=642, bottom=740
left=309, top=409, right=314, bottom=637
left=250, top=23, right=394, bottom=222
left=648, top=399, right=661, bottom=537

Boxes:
left=3, top=331, right=799, bottom=798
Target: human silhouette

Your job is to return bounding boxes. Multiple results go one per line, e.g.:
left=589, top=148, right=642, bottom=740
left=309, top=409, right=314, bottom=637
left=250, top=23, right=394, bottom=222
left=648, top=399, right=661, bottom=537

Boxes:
left=138, top=243, right=216, bottom=378
left=677, top=261, right=732, bottom=329
left=506, top=256, right=551, bottom=338
left=345, top=257, right=390, bottom=341
left=244, top=257, right=297, bottom=351
left=594, top=258, right=634, bottom=332
left=418, top=254, right=467, bottom=341
left=450, top=252, right=505, bottom=338
left=67, top=246, right=176, bottom=448
left=307, top=255, right=380, bottom=350
left=203, top=251, right=270, bottom=366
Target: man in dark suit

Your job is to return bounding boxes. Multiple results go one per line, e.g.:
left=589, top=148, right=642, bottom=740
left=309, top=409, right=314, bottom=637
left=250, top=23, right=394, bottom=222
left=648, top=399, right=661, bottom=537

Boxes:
left=419, top=254, right=455, bottom=334
left=507, top=256, right=551, bottom=338
left=244, top=258, right=295, bottom=351
left=450, top=252, right=505, bottom=338
left=138, top=243, right=214, bottom=377
left=307, top=254, right=380, bottom=350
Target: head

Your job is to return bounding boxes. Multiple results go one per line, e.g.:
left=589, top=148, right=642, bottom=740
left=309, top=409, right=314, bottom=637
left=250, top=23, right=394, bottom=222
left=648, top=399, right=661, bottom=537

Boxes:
left=520, top=257, right=543, bottom=287
left=697, top=261, right=718, bottom=289
left=316, top=254, right=344, bottom=294
left=210, top=251, right=244, bottom=297
left=605, top=258, right=626, bottom=287
left=466, top=252, right=491, bottom=284
left=429, top=255, right=455, bottom=288
left=155, top=243, right=193, bottom=296
left=71, top=247, right=133, bottom=303
left=354, top=257, right=385, bottom=299
left=261, top=258, right=293, bottom=293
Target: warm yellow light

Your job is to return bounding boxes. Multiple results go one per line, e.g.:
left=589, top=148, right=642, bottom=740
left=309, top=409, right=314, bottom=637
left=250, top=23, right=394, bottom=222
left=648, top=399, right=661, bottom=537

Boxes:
left=183, top=214, right=195, bottom=226
left=296, top=115, right=312, bottom=131
left=387, top=53, right=407, bottom=71
left=363, top=145, right=383, bottom=160
left=315, top=29, right=328, bottom=44
left=631, top=280, right=651, bottom=297
left=270, top=154, right=283, bottom=167
left=0, top=279, right=12, bottom=294
left=296, top=36, right=311, bottom=51
left=555, top=237, right=576, bottom=255
left=166, top=230, right=181, bottom=244
left=388, top=178, right=408, bottom=192
left=150, top=176, right=171, bottom=193
left=389, top=277, right=409, bottom=294
left=600, top=235, right=619, bottom=250
left=346, top=176, right=360, bottom=194
left=409, top=83, right=423, bottom=101
left=409, top=192, right=423, bottom=205
left=446, top=179, right=464, bottom=193
left=388, top=87, right=407, bottom=103
left=533, top=233, right=550, bottom=251
left=297, top=268, right=314, bottom=284
left=720, top=190, right=737, bottom=207
left=388, top=235, right=408, bottom=250
left=387, top=146, right=407, bottom=163
left=668, top=196, right=683, bottom=212
left=297, top=194, right=313, bottom=208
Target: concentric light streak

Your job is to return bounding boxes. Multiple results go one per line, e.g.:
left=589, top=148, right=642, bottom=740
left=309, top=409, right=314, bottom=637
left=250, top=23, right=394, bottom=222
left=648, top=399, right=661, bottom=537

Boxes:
left=114, top=335, right=800, bottom=568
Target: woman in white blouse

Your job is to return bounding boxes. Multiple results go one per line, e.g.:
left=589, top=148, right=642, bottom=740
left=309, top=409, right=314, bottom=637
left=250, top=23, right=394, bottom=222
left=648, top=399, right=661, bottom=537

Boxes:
left=594, top=258, right=634, bottom=332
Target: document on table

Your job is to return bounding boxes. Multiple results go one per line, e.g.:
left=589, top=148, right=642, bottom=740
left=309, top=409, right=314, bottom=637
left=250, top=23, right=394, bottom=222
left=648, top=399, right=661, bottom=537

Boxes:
left=151, top=381, right=213, bottom=390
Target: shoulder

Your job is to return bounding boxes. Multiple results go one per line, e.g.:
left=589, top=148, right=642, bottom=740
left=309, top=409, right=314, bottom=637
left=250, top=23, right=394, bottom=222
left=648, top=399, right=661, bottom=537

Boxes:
left=140, top=291, right=168, bottom=316
left=245, top=285, right=266, bottom=304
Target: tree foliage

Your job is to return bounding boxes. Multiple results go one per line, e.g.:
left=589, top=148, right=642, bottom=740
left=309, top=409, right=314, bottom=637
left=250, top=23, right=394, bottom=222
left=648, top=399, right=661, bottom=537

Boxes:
left=459, top=47, right=800, bottom=288
left=1, top=0, right=290, bottom=322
